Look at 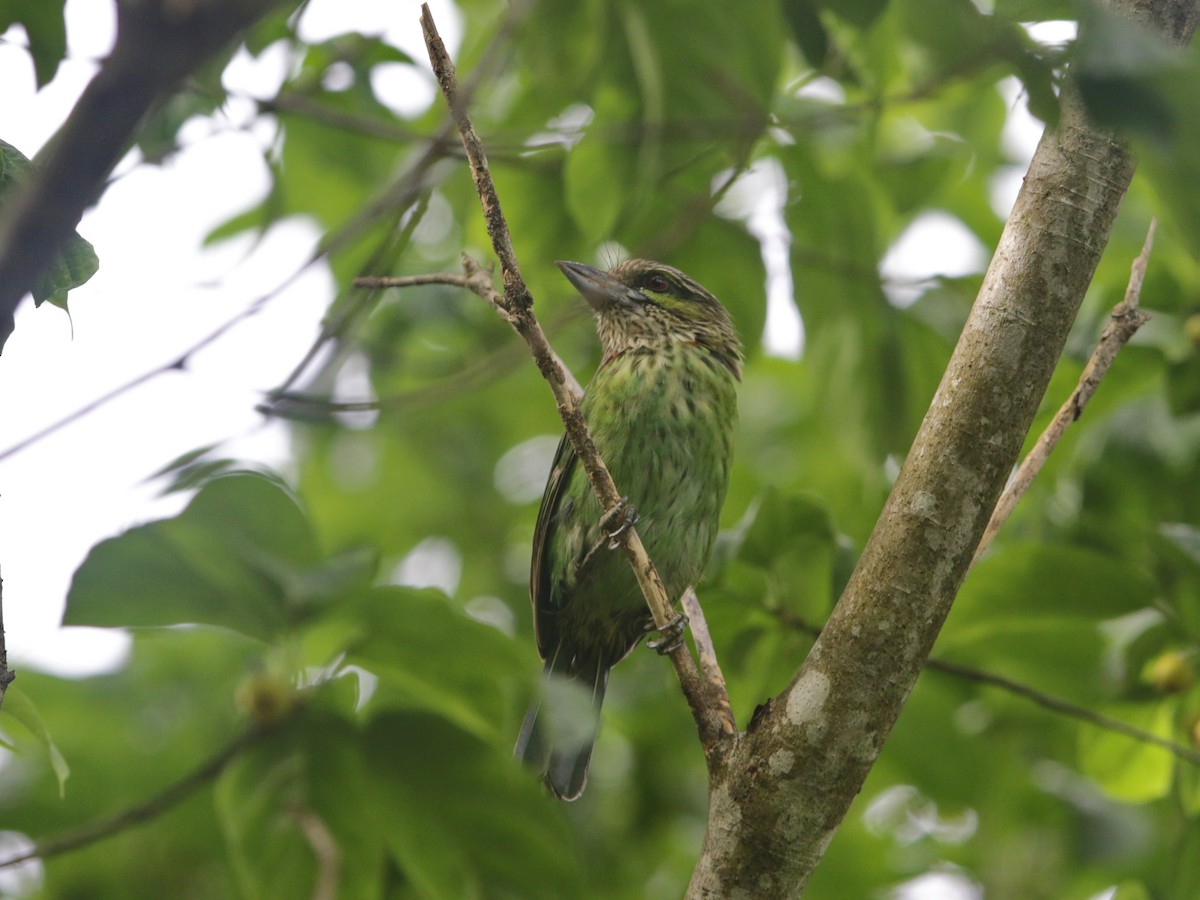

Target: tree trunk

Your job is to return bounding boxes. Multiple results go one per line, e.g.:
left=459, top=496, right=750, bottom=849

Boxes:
left=688, top=1, right=1200, bottom=895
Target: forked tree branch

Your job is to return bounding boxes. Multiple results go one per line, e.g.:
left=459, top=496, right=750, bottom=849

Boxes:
left=354, top=269, right=585, bottom=400
left=417, top=5, right=735, bottom=745
left=974, top=218, right=1156, bottom=563
left=688, top=1, right=1200, bottom=896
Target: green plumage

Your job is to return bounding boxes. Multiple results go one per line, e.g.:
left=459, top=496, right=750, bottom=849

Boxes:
left=515, top=259, right=742, bottom=799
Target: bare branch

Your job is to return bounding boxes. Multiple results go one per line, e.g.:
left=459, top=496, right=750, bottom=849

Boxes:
left=681, top=587, right=735, bottom=734
left=0, top=0, right=292, bottom=351
left=776, top=609, right=1200, bottom=768
left=0, top=243, right=330, bottom=464
left=0, top=565, right=13, bottom=709
left=353, top=266, right=586, bottom=400
left=290, top=804, right=341, bottom=900
left=353, top=273, right=471, bottom=290
left=0, top=728, right=262, bottom=870
left=264, top=313, right=586, bottom=419
left=418, top=4, right=732, bottom=748
left=926, top=655, right=1200, bottom=767
left=974, top=218, right=1157, bottom=564
left=689, top=1, right=1199, bottom=892
left=0, top=126, right=455, bottom=462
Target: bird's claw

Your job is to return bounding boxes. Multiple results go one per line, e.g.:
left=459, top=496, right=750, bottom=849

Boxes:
left=646, top=612, right=689, bottom=655
left=601, top=498, right=639, bottom=549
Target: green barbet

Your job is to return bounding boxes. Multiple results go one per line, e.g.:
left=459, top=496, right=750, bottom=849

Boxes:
left=515, top=258, right=742, bottom=799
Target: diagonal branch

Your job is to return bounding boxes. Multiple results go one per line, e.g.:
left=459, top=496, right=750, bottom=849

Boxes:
left=974, top=218, right=1157, bottom=564
left=0, top=565, right=13, bottom=709
left=925, top=655, right=1200, bottom=767
left=688, top=1, right=1199, bottom=895
left=417, top=4, right=734, bottom=745
left=0, top=727, right=263, bottom=870
left=0, top=0, right=295, bottom=351
left=352, top=269, right=586, bottom=400
left=775, top=609, right=1200, bottom=768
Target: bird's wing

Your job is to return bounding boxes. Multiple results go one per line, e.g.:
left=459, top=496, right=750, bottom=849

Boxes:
left=530, top=432, right=577, bottom=660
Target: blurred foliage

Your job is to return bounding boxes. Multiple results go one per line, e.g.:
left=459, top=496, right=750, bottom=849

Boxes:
left=0, top=0, right=66, bottom=87
left=3, top=0, right=1200, bottom=897
left=0, top=139, right=98, bottom=322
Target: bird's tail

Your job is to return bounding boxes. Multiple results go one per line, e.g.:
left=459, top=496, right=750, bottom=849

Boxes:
left=515, top=653, right=609, bottom=801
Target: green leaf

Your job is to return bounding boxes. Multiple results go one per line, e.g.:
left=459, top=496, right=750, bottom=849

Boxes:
left=364, top=712, right=580, bottom=899
left=1077, top=700, right=1175, bottom=802
left=340, top=587, right=527, bottom=740
left=1166, top=355, right=1200, bottom=415
left=0, top=138, right=98, bottom=329
left=563, top=88, right=636, bottom=241
left=737, top=488, right=836, bottom=566
left=0, top=138, right=34, bottom=185
left=782, top=0, right=830, bottom=68
left=1070, top=3, right=1200, bottom=255
left=215, top=711, right=385, bottom=900
left=939, top=544, right=1157, bottom=700
left=30, top=229, right=98, bottom=311
left=0, top=0, right=67, bottom=87
left=65, top=472, right=324, bottom=639
left=816, top=0, right=888, bottom=29
left=1, top=686, right=70, bottom=796
left=1111, top=881, right=1152, bottom=900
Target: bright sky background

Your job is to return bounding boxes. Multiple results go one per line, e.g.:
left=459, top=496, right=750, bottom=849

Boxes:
left=0, top=0, right=1069, bottom=688
left=0, top=0, right=460, bottom=675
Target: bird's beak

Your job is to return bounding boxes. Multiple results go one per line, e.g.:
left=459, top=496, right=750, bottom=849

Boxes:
left=557, top=261, right=632, bottom=311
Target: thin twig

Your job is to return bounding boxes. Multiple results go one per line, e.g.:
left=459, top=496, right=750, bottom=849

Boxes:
left=974, top=219, right=1157, bottom=564
left=5, top=12, right=521, bottom=456
left=258, top=93, right=425, bottom=145
left=353, top=273, right=469, bottom=289
left=1, top=317, right=240, bottom=463
left=0, top=129, right=454, bottom=463
left=290, top=804, right=341, bottom=900
left=0, top=727, right=263, bottom=870
left=0, top=0, right=291, bottom=349
left=264, top=309, right=587, bottom=418
left=354, top=268, right=586, bottom=401
left=925, top=655, right=1200, bottom=766
left=263, top=7, right=527, bottom=405
left=266, top=144, right=448, bottom=403
left=418, top=4, right=730, bottom=748
left=0, top=565, right=13, bottom=709
left=775, top=609, right=1200, bottom=767
left=681, top=587, right=735, bottom=734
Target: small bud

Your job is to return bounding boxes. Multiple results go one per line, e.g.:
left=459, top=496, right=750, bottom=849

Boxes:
left=235, top=672, right=297, bottom=724
left=1185, top=314, right=1200, bottom=350
left=1143, top=650, right=1195, bottom=695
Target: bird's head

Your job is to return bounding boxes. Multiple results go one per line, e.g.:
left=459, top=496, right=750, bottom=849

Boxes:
left=557, top=259, right=742, bottom=379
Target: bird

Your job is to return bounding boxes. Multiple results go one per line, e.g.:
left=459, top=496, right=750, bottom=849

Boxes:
left=515, top=258, right=742, bottom=800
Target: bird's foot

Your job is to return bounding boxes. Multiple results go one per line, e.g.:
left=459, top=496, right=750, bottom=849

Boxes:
left=601, top=498, right=639, bottom=549
left=646, top=612, right=689, bottom=655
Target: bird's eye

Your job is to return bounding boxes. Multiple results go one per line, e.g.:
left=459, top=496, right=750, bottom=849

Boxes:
left=645, top=274, right=671, bottom=293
